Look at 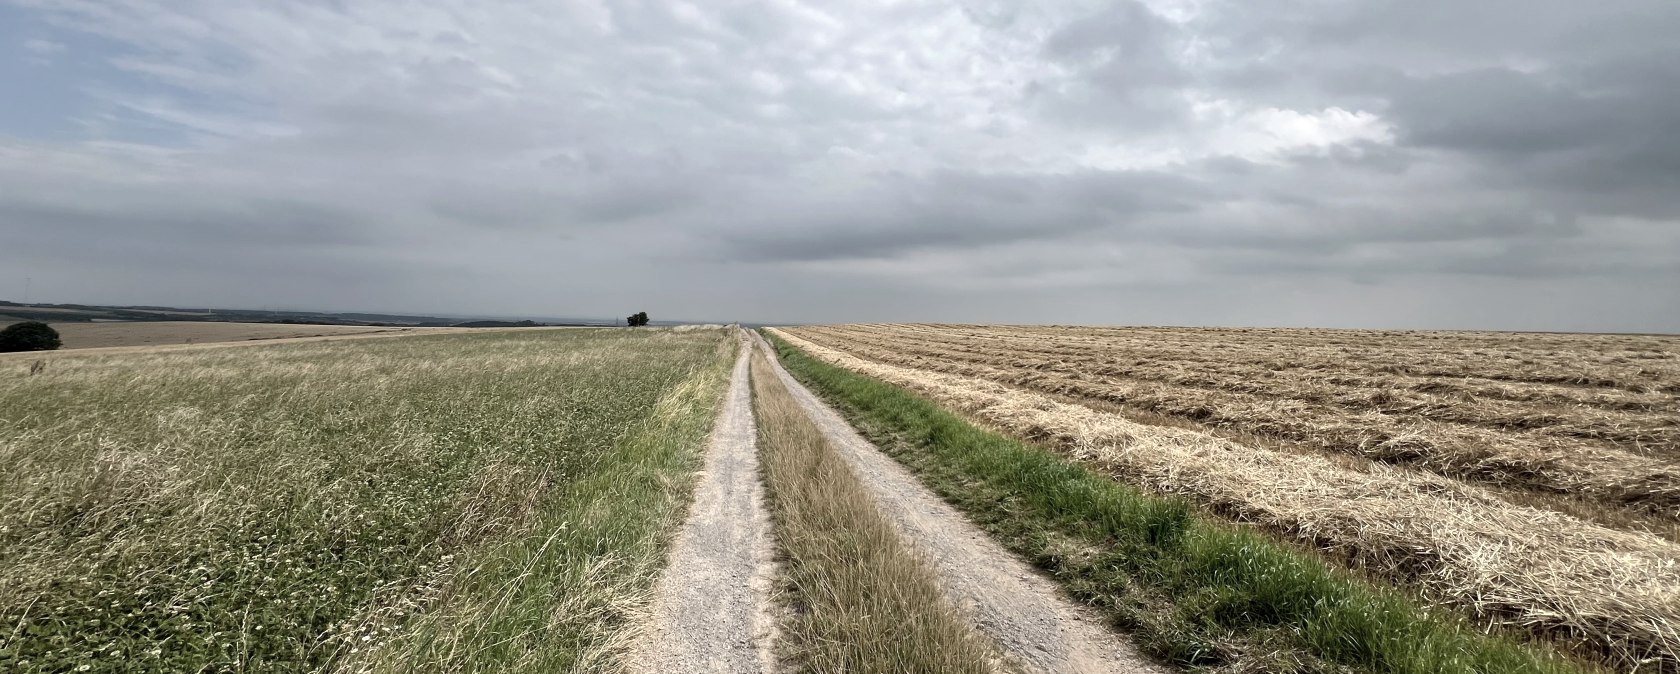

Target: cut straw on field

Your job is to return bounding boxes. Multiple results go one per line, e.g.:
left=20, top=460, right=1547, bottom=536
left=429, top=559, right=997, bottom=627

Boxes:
left=748, top=348, right=1003, bottom=674
left=939, top=324, right=1680, bottom=394
left=826, top=324, right=1680, bottom=450
left=798, top=326, right=1680, bottom=522
left=772, top=328, right=1680, bottom=672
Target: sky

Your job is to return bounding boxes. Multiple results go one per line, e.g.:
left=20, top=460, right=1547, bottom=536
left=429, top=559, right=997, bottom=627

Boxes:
left=2, top=0, right=1677, bottom=331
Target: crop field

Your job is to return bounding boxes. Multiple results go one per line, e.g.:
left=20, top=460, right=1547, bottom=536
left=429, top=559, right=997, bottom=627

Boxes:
left=0, top=321, right=425, bottom=350
left=0, top=327, right=735, bottom=673
left=771, top=324, right=1680, bottom=671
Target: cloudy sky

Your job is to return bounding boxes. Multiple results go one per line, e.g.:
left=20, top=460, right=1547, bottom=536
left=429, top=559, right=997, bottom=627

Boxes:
left=3, top=0, right=1677, bottom=330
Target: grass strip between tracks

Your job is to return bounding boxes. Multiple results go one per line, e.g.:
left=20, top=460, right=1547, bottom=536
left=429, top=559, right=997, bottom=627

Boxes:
left=765, top=332, right=1589, bottom=674
left=749, top=348, right=1002, bottom=674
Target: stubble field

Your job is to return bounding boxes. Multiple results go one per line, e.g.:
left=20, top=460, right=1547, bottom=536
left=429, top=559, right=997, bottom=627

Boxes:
left=773, top=324, right=1680, bottom=672
left=0, top=327, right=734, bottom=674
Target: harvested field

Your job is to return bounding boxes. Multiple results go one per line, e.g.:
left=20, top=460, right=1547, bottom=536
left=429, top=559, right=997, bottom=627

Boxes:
left=0, top=320, right=419, bottom=350
left=823, top=325, right=1680, bottom=447
left=788, top=325, right=1680, bottom=530
left=0, top=328, right=735, bottom=674
left=772, top=325, right=1680, bottom=672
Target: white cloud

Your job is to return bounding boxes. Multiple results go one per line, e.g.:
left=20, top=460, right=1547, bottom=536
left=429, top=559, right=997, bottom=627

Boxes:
left=23, top=37, right=63, bottom=54
left=21, top=37, right=65, bottom=64
left=1211, top=105, right=1395, bottom=161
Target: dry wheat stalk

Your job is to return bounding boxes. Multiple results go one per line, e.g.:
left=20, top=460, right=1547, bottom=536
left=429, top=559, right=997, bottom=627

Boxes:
left=802, top=326, right=1680, bottom=516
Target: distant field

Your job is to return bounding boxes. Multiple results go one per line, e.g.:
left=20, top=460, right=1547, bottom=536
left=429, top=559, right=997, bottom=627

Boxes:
left=0, top=321, right=412, bottom=349
left=0, top=306, right=136, bottom=317
left=773, top=324, right=1680, bottom=671
left=0, top=327, right=735, bottom=673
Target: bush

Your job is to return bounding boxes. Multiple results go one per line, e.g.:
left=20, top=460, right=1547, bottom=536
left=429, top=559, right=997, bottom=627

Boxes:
left=0, top=321, right=62, bottom=352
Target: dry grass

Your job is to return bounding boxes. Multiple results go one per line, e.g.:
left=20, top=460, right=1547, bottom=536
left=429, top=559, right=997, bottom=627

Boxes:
left=0, top=328, right=734, bottom=674
left=748, top=349, right=1003, bottom=674
left=773, top=328, right=1680, bottom=671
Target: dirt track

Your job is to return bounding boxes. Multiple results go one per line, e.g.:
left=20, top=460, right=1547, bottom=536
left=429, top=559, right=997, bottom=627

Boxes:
left=751, top=332, right=1164, bottom=674
left=631, top=333, right=778, bottom=674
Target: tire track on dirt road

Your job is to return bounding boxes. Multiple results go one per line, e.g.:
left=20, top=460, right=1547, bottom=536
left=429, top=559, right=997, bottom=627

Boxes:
left=631, top=332, right=778, bottom=674
left=751, top=332, right=1166, bottom=674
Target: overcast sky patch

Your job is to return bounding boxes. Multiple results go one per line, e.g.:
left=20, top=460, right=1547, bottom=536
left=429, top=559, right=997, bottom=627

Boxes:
left=2, top=0, right=1677, bottom=330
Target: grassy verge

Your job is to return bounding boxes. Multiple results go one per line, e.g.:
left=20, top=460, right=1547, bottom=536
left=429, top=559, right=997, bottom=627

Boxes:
left=0, top=328, right=733, bottom=674
left=765, top=332, right=1589, bottom=674
left=748, top=348, right=1000, bottom=674
left=350, top=333, right=738, bottom=673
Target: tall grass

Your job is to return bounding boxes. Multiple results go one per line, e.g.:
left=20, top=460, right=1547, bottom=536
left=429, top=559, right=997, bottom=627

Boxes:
left=0, top=329, right=733, bottom=674
left=765, top=332, right=1590, bottom=674
left=348, top=335, right=736, bottom=673
left=748, top=349, right=1001, bottom=674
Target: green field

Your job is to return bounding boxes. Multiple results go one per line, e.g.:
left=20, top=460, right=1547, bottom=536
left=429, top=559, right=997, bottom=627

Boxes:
left=0, top=328, right=734, bottom=673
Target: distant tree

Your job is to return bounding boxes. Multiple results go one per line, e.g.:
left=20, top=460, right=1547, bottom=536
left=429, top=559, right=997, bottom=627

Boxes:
left=626, top=311, right=650, bottom=327
left=0, top=321, right=62, bottom=352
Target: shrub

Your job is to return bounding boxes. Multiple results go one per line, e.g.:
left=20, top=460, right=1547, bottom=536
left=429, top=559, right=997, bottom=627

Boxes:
left=0, top=321, right=61, bottom=352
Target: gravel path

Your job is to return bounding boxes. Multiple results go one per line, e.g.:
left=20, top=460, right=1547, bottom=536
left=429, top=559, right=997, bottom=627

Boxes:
left=630, top=334, right=777, bottom=674
left=753, top=332, right=1166, bottom=674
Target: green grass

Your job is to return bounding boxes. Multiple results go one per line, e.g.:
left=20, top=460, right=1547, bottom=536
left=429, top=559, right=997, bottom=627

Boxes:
left=0, top=328, right=735, bottom=674
left=765, top=332, right=1590, bottom=674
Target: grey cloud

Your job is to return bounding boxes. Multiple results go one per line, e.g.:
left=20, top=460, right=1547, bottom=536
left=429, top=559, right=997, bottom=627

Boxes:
left=1204, top=236, right=1677, bottom=280
left=1, top=0, right=1677, bottom=331
left=1, top=195, right=375, bottom=251
left=1378, top=64, right=1680, bottom=223
left=428, top=182, right=700, bottom=229
left=1387, top=69, right=1603, bottom=155
left=717, top=168, right=1207, bottom=262
left=1027, top=1, right=1192, bottom=129
left=1043, top=2, right=1177, bottom=69
left=1196, top=0, right=1680, bottom=205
